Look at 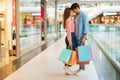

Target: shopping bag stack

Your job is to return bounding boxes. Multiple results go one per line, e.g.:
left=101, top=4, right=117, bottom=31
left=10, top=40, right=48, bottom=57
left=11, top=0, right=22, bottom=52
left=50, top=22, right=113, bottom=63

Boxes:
left=58, top=45, right=93, bottom=65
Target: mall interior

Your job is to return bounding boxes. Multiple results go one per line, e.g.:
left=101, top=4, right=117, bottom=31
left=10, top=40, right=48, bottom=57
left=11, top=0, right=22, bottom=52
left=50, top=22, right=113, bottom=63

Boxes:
left=0, top=0, right=120, bottom=80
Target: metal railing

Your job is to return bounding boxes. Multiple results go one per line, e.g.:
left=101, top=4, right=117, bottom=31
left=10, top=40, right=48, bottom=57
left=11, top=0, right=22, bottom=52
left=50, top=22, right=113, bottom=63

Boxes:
left=89, top=24, right=120, bottom=72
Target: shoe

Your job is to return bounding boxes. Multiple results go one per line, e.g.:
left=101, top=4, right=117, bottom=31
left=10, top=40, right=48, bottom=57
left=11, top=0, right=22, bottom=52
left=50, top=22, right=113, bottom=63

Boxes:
left=63, top=66, right=74, bottom=75
left=65, top=72, right=70, bottom=75
left=73, top=69, right=81, bottom=75
left=74, top=69, right=84, bottom=76
left=75, top=69, right=81, bottom=73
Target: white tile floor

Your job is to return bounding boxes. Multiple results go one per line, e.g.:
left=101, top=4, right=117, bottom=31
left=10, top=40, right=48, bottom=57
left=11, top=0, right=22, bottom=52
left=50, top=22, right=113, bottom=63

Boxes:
left=5, top=37, right=99, bottom=80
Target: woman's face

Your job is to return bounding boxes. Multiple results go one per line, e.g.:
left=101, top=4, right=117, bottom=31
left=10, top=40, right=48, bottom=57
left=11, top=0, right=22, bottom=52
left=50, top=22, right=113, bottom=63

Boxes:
left=70, top=10, right=74, bottom=17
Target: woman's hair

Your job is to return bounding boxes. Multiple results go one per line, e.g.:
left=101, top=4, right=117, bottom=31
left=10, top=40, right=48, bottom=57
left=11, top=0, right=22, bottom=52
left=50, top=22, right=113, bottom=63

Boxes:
left=63, top=8, right=71, bottom=29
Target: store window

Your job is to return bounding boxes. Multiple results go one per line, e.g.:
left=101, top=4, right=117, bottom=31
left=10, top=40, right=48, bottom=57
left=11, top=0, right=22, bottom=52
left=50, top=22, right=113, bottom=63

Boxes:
left=19, top=0, right=42, bottom=56
left=46, top=4, right=56, bottom=40
left=90, top=12, right=120, bottom=24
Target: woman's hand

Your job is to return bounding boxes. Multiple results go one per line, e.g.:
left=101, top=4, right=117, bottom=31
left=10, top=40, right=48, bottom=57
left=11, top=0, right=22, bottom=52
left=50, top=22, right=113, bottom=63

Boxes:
left=68, top=43, right=72, bottom=49
left=69, top=43, right=72, bottom=46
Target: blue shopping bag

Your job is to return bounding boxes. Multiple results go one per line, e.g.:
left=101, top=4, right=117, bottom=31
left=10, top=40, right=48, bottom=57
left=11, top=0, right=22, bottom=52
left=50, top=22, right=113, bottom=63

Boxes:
left=78, top=45, right=91, bottom=62
left=58, top=48, right=72, bottom=63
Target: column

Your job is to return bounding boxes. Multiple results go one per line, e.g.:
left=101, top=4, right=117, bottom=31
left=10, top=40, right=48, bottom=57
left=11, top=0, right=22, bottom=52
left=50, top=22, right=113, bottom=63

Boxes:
left=41, top=0, right=47, bottom=42
left=44, top=0, right=47, bottom=42
left=55, top=0, right=58, bottom=37
left=15, top=0, right=20, bottom=57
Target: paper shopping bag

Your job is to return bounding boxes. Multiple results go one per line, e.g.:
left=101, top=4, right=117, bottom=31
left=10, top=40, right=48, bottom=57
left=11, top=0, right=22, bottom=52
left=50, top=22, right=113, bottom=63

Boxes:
left=58, top=48, right=72, bottom=63
left=68, top=51, right=76, bottom=65
left=76, top=51, right=89, bottom=64
left=75, top=48, right=89, bottom=65
left=78, top=45, right=92, bottom=62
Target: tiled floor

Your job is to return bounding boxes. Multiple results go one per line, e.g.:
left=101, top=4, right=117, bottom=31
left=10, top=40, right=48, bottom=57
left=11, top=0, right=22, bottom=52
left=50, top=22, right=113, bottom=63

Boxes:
left=0, top=35, right=61, bottom=80
left=4, top=36, right=98, bottom=80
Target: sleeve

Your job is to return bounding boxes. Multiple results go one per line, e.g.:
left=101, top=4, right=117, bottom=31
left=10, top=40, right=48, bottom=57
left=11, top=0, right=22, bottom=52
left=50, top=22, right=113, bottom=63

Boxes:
left=82, top=13, right=89, bottom=34
left=66, top=20, right=72, bottom=45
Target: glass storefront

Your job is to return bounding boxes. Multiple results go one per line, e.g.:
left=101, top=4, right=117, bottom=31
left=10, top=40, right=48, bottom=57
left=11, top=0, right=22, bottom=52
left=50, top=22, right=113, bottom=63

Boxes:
left=90, top=12, right=120, bottom=24
left=46, top=4, right=56, bottom=40
left=19, top=0, right=42, bottom=56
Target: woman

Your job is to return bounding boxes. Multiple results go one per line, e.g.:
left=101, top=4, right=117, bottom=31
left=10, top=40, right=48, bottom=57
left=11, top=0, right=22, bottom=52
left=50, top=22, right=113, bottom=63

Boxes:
left=63, top=8, right=77, bottom=75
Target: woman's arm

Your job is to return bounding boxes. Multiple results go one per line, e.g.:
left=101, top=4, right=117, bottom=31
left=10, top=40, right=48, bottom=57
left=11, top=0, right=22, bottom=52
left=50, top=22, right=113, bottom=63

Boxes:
left=66, top=19, right=72, bottom=46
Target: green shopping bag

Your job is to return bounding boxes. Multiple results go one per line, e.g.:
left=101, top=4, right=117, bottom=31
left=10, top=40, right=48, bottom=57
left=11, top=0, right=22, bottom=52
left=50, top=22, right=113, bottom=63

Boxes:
left=58, top=48, right=72, bottom=63
left=78, top=45, right=92, bottom=62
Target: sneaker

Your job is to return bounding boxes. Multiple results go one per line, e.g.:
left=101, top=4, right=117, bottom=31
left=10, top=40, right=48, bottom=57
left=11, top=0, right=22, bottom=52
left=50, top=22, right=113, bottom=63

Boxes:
left=74, top=69, right=81, bottom=73
left=74, top=69, right=85, bottom=76
left=63, top=66, right=74, bottom=75
left=65, top=72, right=70, bottom=75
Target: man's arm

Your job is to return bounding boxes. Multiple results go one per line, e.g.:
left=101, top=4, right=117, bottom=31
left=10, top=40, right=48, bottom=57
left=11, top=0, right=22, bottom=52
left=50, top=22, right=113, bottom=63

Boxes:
left=81, top=12, right=89, bottom=45
left=81, top=33, right=87, bottom=45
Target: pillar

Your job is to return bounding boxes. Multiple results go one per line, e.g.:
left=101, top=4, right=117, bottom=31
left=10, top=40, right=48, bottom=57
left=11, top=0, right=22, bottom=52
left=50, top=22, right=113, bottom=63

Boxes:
left=55, top=0, right=58, bottom=37
left=15, top=0, right=20, bottom=57
left=41, top=0, right=47, bottom=42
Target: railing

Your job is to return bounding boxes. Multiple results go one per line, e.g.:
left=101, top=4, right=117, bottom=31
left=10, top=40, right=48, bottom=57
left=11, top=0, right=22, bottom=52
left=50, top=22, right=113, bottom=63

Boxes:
left=89, top=24, right=120, bottom=72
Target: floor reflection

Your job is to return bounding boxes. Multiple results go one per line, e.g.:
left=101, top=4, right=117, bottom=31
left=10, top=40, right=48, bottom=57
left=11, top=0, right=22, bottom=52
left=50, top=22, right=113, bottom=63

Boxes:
left=0, top=34, right=62, bottom=80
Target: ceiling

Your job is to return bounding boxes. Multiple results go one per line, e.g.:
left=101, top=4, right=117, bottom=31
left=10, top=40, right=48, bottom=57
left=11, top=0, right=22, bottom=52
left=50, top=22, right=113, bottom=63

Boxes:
left=19, top=0, right=120, bottom=4
left=20, top=0, right=41, bottom=2
left=47, top=0, right=120, bottom=4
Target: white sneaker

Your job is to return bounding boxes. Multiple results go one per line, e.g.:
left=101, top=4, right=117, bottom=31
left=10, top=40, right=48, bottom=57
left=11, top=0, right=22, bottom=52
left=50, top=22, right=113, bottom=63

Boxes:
left=75, top=69, right=81, bottom=73
left=65, top=72, right=70, bottom=75
left=74, top=69, right=84, bottom=76
left=63, top=66, right=74, bottom=75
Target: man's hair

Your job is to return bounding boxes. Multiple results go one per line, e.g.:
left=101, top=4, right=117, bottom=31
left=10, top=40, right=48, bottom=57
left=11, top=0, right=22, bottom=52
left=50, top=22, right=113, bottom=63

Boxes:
left=71, top=3, right=80, bottom=10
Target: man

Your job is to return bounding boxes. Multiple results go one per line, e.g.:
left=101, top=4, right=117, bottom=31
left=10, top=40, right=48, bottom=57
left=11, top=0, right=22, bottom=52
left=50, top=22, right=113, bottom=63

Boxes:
left=71, top=3, right=89, bottom=73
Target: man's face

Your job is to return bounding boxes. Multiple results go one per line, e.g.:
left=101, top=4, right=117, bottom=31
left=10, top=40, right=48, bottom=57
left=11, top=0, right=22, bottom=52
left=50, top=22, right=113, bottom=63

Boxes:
left=73, top=7, right=79, bottom=14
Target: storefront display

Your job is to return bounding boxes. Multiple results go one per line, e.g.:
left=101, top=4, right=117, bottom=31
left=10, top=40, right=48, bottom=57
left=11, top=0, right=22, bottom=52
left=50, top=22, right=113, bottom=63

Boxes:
left=20, top=0, right=42, bottom=56
left=90, top=12, right=120, bottom=24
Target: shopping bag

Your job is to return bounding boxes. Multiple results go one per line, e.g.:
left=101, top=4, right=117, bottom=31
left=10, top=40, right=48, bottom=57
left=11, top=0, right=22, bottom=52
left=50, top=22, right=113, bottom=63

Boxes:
left=75, top=48, right=89, bottom=65
left=78, top=45, right=92, bottom=62
left=68, top=51, right=76, bottom=65
left=58, top=48, right=72, bottom=63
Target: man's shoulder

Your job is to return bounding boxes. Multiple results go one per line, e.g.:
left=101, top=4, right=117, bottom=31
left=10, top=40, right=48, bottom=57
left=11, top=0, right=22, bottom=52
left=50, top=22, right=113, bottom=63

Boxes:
left=80, top=11, right=86, bottom=16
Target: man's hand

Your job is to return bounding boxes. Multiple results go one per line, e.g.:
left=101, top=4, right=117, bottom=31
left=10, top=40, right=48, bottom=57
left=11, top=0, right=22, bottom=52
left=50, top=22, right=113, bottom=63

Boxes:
left=81, top=33, right=87, bottom=45
left=81, top=37, right=86, bottom=45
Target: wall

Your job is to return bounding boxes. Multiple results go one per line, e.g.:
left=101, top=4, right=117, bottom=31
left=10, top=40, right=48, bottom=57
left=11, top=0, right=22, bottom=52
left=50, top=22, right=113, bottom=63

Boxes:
left=0, top=0, right=12, bottom=53
left=0, top=0, right=5, bottom=12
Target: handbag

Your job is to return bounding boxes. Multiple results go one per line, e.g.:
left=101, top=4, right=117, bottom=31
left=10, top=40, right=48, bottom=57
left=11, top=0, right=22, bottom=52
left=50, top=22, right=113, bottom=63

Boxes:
left=78, top=45, right=92, bottom=62
left=58, top=48, right=72, bottom=63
